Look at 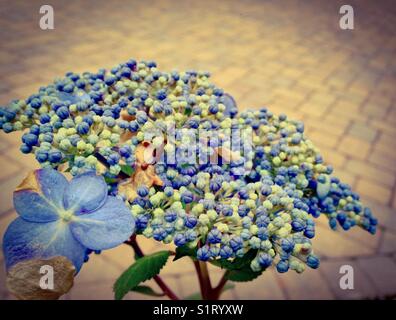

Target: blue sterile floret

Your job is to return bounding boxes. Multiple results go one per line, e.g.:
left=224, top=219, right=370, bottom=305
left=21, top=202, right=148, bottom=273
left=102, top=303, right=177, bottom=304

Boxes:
left=3, top=169, right=135, bottom=272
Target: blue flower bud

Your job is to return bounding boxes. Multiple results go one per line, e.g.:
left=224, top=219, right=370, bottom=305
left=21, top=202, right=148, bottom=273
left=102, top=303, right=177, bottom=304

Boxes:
left=48, top=151, right=62, bottom=163
left=164, top=187, right=174, bottom=197
left=40, top=114, right=51, bottom=124
left=219, top=245, right=233, bottom=259
left=20, top=143, right=32, bottom=154
left=164, top=210, right=177, bottom=222
left=35, top=150, right=48, bottom=163
left=56, top=106, right=70, bottom=119
left=258, top=252, right=272, bottom=268
left=197, top=246, right=211, bottom=261
left=77, top=122, right=90, bottom=135
left=207, top=229, right=222, bottom=244
left=229, top=236, right=243, bottom=251
left=181, top=190, right=194, bottom=204
left=185, top=215, right=198, bottom=229
left=276, top=260, right=289, bottom=273
left=137, top=186, right=149, bottom=198
left=153, top=227, right=167, bottom=241
left=257, top=227, right=268, bottom=240
left=174, top=233, right=187, bottom=247
left=22, top=133, right=38, bottom=147
left=281, top=238, right=295, bottom=253
left=306, top=255, right=320, bottom=269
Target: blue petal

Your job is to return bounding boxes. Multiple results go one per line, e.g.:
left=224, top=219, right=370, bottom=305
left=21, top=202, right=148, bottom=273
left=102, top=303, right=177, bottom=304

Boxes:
left=221, top=93, right=237, bottom=116
left=3, top=218, right=86, bottom=272
left=70, top=197, right=135, bottom=250
left=14, top=190, right=59, bottom=223
left=64, top=171, right=108, bottom=214
left=36, top=168, right=69, bottom=209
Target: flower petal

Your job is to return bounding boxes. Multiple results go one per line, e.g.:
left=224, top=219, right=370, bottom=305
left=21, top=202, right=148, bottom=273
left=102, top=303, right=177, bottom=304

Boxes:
left=14, top=190, right=60, bottom=223
left=70, top=196, right=135, bottom=250
left=63, top=171, right=107, bottom=214
left=221, top=93, right=237, bottom=116
left=35, top=168, right=69, bottom=209
left=3, top=218, right=86, bottom=272
left=13, top=169, right=68, bottom=222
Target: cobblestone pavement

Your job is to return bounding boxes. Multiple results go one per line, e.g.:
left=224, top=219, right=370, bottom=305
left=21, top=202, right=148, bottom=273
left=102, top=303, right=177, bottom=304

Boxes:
left=0, top=0, right=395, bottom=300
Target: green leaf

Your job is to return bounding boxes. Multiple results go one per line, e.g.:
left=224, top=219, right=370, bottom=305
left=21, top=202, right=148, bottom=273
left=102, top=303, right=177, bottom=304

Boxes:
left=211, top=250, right=257, bottom=270
left=131, top=285, right=164, bottom=297
left=173, top=245, right=197, bottom=261
left=226, top=266, right=262, bottom=282
left=222, top=283, right=235, bottom=292
left=113, top=250, right=170, bottom=300
left=184, top=292, right=201, bottom=300
left=120, top=164, right=134, bottom=177
left=104, top=177, right=118, bottom=184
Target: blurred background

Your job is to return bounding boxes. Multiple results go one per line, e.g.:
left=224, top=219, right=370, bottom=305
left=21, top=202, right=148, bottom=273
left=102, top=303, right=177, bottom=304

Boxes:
left=0, top=0, right=395, bottom=299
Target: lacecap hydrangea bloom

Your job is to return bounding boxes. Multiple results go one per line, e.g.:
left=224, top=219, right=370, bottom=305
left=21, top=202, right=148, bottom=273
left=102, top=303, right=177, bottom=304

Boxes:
left=0, top=58, right=377, bottom=299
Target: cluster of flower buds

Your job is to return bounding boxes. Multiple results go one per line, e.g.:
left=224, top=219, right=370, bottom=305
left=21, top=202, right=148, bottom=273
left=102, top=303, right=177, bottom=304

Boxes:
left=0, top=58, right=377, bottom=275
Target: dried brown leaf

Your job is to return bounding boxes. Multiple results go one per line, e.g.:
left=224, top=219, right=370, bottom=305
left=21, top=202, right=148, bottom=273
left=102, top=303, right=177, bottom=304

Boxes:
left=6, top=256, right=75, bottom=300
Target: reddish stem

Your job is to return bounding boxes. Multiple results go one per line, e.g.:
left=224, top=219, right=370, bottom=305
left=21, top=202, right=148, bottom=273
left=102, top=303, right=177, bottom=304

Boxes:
left=193, top=260, right=216, bottom=300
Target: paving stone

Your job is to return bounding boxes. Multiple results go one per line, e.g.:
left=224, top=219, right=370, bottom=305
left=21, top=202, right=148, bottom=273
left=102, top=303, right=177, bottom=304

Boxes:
left=368, top=151, right=396, bottom=173
left=379, top=231, right=396, bottom=254
left=318, top=146, right=346, bottom=168
left=319, top=260, right=377, bottom=299
left=0, top=174, right=26, bottom=215
left=69, top=281, right=117, bottom=300
left=233, top=269, right=285, bottom=300
left=364, top=200, right=396, bottom=232
left=309, top=130, right=340, bottom=150
left=348, top=122, right=378, bottom=143
left=332, top=169, right=358, bottom=189
left=338, top=136, right=371, bottom=160
left=0, top=155, right=21, bottom=181
left=0, top=258, right=7, bottom=298
left=1, top=0, right=396, bottom=300
left=0, top=211, right=17, bottom=246
left=278, top=268, right=334, bottom=300
left=313, top=223, right=376, bottom=258
left=0, top=139, right=8, bottom=153
left=315, top=216, right=380, bottom=251
left=357, top=256, right=396, bottom=298
left=356, top=178, right=392, bottom=206
left=345, top=159, right=395, bottom=188
left=99, top=243, right=135, bottom=270
left=75, top=253, right=124, bottom=285
left=177, top=273, right=201, bottom=299
left=393, top=193, right=396, bottom=210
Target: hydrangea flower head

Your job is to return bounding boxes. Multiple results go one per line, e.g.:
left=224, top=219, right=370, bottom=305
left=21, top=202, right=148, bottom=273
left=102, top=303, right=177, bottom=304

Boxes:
left=3, top=168, right=135, bottom=272
left=0, top=57, right=378, bottom=292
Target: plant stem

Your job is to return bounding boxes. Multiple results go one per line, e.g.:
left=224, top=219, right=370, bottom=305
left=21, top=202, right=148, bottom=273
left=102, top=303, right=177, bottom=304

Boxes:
left=193, top=260, right=213, bottom=300
left=125, top=235, right=180, bottom=300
